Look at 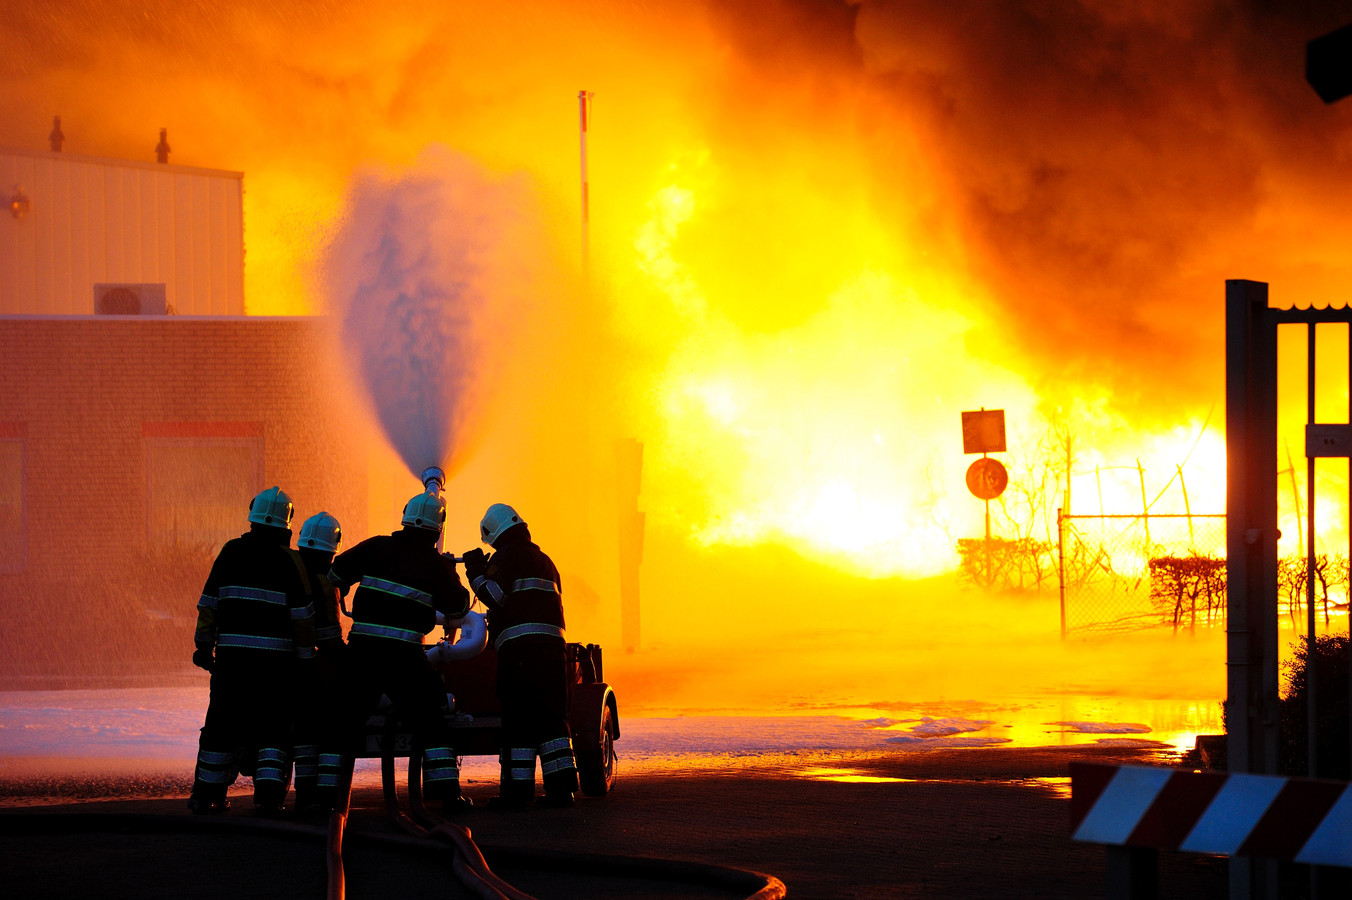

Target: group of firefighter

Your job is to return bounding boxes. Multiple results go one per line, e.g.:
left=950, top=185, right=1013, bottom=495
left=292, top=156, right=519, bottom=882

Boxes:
left=188, top=485, right=578, bottom=817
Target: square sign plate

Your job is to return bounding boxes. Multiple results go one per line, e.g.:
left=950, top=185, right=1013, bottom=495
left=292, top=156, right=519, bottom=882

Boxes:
left=962, top=409, right=1006, bottom=455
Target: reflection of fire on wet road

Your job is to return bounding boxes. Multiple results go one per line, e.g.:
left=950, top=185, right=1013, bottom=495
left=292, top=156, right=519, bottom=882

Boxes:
left=0, top=687, right=1213, bottom=805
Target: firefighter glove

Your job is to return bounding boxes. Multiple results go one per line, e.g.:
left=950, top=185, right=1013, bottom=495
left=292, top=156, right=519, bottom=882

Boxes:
left=462, top=548, right=487, bottom=578
left=192, top=648, right=215, bottom=673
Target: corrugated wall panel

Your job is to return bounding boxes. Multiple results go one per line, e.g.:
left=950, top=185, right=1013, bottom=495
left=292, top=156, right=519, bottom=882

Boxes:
left=67, top=162, right=90, bottom=313
left=51, top=158, right=72, bottom=313
left=32, top=158, right=54, bottom=314
left=85, top=162, right=107, bottom=299
left=104, top=166, right=125, bottom=284
left=0, top=150, right=243, bottom=315
left=14, top=157, right=37, bottom=312
left=208, top=177, right=227, bottom=315
left=225, top=180, right=243, bottom=313
left=120, top=167, right=142, bottom=286
left=191, top=176, right=211, bottom=314
left=0, top=154, right=18, bottom=313
left=156, top=170, right=175, bottom=310
left=173, top=173, right=194, bottom=314
left=137, top=169, right=157, bottom=290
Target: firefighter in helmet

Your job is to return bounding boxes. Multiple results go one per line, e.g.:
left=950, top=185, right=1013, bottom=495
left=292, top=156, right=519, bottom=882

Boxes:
left=290, top=511, right=345, bottom=815
left=189, top=486, right=317, bottom=815
left=463, top=504, right=578, bottom=808
left=326, top=490, right=472, bottom=813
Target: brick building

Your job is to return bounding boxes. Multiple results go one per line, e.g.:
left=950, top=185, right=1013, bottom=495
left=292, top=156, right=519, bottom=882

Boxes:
left=0, top=316, right=368, bottom=684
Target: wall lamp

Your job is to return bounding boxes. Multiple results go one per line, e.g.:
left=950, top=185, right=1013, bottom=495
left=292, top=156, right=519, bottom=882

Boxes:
left=10, top=187, right=29, bottom=220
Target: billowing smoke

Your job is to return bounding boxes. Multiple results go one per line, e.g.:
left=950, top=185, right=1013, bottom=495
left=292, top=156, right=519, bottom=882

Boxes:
left=322, top=148, right=541, bottom=479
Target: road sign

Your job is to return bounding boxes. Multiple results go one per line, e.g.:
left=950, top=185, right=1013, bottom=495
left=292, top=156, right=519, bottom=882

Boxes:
left=961, top=409, right=1006, bottom=454
left=965, top=457, right=1008, bottom=500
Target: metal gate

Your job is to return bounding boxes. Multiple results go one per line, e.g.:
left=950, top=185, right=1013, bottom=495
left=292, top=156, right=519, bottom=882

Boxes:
left=1226, top=279, right=1352, bottom=898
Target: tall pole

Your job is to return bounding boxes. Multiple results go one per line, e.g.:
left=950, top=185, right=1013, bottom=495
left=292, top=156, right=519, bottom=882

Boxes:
left=1307, top=323, right=1318, bottom=784
left=578, top=90, right=593, bottom=279
left=1057, top=507, right=1067, bottom=639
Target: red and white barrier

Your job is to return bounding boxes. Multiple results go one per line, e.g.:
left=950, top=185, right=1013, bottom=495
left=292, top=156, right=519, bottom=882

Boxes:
left=1070, top=762, right=1352, bottom=867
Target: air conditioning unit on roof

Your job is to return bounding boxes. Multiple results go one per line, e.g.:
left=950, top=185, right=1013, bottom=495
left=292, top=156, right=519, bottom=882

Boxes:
left=93, top=283, right=169, bottom=315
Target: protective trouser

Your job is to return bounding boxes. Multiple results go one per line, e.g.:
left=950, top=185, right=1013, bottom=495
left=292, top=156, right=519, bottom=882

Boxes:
left=291, top=651, right=343, bottom=811
left=192, top=654, right=295, bottom=808
left=325, top=639, right=461, bottom=808
left=497, top=637, right=578, bottom=800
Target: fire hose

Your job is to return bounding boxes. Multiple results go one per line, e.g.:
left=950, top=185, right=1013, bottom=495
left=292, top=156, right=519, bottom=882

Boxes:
left=0, top=807, right=786, bottom=900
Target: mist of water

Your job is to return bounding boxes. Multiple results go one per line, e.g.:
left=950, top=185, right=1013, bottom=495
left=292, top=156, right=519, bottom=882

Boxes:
left=323, top=147, right=540, bottom=479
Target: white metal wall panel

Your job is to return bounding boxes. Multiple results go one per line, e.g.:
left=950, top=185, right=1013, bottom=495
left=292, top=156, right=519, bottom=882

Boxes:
left=32, top=157, right=54, bottom=313
left=51, top=159, right=72, bottom=313
left=69, top=162, right=91, bottom=307
left=0, top=148, right=243, bottom=315
left=0, top=153, right=17, bottom=313
left=225, top=179, right=243, bottom=314
left=138, top=168, right=157, bottom=289
left=14, top=157, right=37, bottom=312
left=191, top=176, right=211, bottom=314
left=86, top=161, right=107, bottom=289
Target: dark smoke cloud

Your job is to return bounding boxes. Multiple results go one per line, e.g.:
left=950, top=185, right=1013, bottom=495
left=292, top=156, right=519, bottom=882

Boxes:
left=841, top=0, right=1352, bottom=414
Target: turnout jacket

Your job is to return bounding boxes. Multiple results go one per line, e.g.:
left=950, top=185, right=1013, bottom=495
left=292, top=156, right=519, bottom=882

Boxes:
left=328, top=528, right=469, bottom=646
left=194, top=525, right=317, bottom=659
left=469, top=534, right=565, bottom=650
left=298, top=548, right=344, bottom=650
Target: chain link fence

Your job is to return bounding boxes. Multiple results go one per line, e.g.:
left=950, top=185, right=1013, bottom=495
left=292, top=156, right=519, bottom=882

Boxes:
left=1057, top=513, right=1227, bottom=635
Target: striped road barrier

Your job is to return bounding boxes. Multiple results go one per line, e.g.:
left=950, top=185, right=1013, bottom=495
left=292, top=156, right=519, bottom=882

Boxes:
left=1070, top=762, right=1352, bottom=866
left=1070, top=762, right=1352, bottom=900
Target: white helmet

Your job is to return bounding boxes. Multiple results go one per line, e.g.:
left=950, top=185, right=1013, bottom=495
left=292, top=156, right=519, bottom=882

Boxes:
left=298, top=511, right=342, bottom=553
left=480, top=503, right=525, bottom=545
left=402, top=490, right=446, bottom=533
left=248, top=486, right=294, bottom=528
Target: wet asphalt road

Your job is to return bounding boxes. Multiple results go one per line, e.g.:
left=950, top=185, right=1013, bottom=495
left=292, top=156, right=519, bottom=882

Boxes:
left=0, top=744, right=1230, bottom=899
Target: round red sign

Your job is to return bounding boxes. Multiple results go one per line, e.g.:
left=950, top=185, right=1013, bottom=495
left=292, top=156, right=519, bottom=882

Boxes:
left=965, top=457, right=1008, bottom=500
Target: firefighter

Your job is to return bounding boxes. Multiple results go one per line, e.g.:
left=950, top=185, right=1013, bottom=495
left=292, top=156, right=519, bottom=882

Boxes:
left=291, top=511, right=345, bottom=816
left=327, top=490, right=472, bottom=813
left=462, top=504, right=578, bottom=809
left=189, top=486, right=317, bottom=816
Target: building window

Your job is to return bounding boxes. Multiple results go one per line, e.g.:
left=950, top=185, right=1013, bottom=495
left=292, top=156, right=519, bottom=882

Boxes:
left=0, top=432, right=26, bottom=574
left=144, top=423, right=263, bottom=552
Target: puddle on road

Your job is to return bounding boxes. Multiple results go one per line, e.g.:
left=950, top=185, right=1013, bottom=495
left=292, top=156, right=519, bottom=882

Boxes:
left=793, top=768, right=1073, bottom=798
left=799, top=767, right=917, bottom=784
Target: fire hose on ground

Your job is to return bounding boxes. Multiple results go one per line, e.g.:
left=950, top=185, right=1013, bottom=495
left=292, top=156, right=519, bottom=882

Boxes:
left=0, top=727, right=787, bottom=900
left=0, top=809, right=786, bottom=900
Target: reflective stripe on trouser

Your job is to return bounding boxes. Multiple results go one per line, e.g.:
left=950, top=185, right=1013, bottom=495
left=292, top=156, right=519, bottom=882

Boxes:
left=255, top=746, right=290, bottom=785
left=423, top=747, right=460, bottom=791
left=540, top=736, right=579, bottom=795
left=193, top=747, right=237, bottom=789
left=317, top=753, right=344, bottom=789
left=293, top=743, right=319, bottom=790
left=500, top=747, right=536, bottom=800
left=539, top=737, right=576, bottom=776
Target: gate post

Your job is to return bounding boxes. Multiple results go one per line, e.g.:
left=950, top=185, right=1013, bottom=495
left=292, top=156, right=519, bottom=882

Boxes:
left=1225, top=279, right=1281, bottom=898
left=1057, top=507, right=1067, bottom=639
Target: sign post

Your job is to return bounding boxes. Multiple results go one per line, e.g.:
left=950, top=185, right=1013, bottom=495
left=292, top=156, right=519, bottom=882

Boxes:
left=962, top=409, right=1008, bottom=585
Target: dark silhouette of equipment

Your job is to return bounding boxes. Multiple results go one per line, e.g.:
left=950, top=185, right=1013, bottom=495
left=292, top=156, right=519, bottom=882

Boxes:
left=1307, top=22, right=1352, bottom=104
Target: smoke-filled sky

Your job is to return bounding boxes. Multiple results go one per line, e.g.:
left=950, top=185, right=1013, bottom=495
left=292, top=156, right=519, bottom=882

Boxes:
left=4, top=2, right=1352, bottom=628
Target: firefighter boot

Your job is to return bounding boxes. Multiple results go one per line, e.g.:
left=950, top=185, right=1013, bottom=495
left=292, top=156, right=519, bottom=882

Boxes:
left=187, top=785, right=229, bottom=815
left=537, top=790, right=574, bottom=809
